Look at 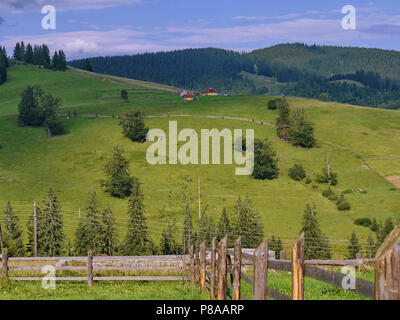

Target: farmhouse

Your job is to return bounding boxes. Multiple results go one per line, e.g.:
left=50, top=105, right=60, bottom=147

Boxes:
left=202, top=88, right=217, bottom=96
left=183, top=94, right=194, bottom=101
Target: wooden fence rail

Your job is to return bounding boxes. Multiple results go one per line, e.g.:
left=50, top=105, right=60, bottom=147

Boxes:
left=189, top=226, right=400, bottom=300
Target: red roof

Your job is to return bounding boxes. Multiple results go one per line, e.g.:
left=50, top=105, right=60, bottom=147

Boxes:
left=202, top=88, right=217, bottom=94
left=184, top=94, right=194, bottom=98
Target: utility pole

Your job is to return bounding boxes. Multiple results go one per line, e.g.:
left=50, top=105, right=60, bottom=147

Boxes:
left=327, top=152, right=331, bottom=185
left=33, top=202, right=37, bottom=257
left=198, top=178, right=201, bottom=220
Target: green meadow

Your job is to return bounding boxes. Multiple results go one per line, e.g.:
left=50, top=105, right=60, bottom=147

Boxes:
left=0, top=64, right=400, bottom=258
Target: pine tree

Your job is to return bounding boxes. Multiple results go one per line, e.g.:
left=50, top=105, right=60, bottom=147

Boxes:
left=3, top=202, right=25, bottom=257
left=52, top=51, right=59, bottom=71
left=102, top=207, right=117, bottom=256
left=365, top=233, right=376, bottom=258
left=347, top=231, right=360, bottom=259
left=287, top=108, right=315, bottom=148
left=252, top=138, right=279, bottom=180
left=232, top=196, right=264, bottom=248
left=198, top=211, right=215, bottom=247
left=182, top=204, right=194, bottom=254
left=377, top=217, right=395, bottom=246
left=84, top=59, right=93, bottom=72
left=39, top=189, right=64, bottom=256
left=160, top=220, right=182, bottom=255
left=301, top=204, right=331, bottom=259
left=25, top=44, right=33, bottom=64
left=216, top=208, right=232, bottom=243
left=121, top=89, right=128, bottom=100
left=13, top=42, right=21, bottom=61
left=119, top=111, right=149, bottom=143
left=104, top=145, right=134, bottom=198
left=121, top=181, right=154, bottom=255
left=74, top=190, right=106, bottom=255
left=276, top=97, right=290, bottom=139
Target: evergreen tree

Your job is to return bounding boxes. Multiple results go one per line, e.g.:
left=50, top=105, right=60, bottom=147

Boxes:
left=182, top=204, right=194, bottom=254
left=160, top=220, right=182, bottom=255
left=20, top=41, right=25, bottom=62
left=347, top=231, right=361, bottom=259
left=25, top=43, right=33, bottom=64
left=269, top=236, right=284, bottom=259
left=121, top=89, right=128, bottom=100
left=13, top=42, right=22, bottom=61
left=39, top=189, right=64, bottom=256
left=252, top=138, right=279, bottom=180
left=102, top=207, right=117, bottom=256
left=84, top=59, right=93, bottom=72
left=119, top=111, right=149, bottom=143
left=301, top=204, right=331, bottom=259
left=121, top=181, right=154, bottom=255
left=198, top=211, right=215, bottom=247
left=216, top=208, right=232, bottom=244
left=3, top=202, right=25, bottom=257
left=232, top=196, right=264, bottom=248
left=287, top=108, right=315, bottom=148
left=74, top=190, right=106, bottom=255
left=0, top=47, right=7, bottom=85
left=276, top=97, right=290, bottom=139
left=52, top=51, right=59, bottom=70
left=365, top=233, right=376, bottom=258
left=104, top=145, right=134, bottom=198
left=377, top=217, right=395, bottom=246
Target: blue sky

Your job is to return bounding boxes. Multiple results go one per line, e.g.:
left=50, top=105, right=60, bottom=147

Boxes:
left=1, top=0, right=400, bottom=59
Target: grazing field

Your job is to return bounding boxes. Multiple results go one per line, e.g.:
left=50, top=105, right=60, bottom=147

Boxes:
left=0, top=64, right=400, bottom=258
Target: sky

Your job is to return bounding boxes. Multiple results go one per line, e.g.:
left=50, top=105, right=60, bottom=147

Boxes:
left=1, top=0, right=400, bottom=59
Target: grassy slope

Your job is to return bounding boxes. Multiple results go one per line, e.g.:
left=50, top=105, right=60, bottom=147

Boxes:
left=0, top=65, right=400, bottom=258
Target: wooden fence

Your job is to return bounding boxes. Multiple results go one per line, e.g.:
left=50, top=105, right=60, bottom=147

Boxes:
left=189, top=229, right=400, bottom=300
left=1, top=249, right=188, bottom=284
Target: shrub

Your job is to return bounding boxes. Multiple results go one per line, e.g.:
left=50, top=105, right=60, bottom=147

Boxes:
left=288, top=164, right=306, bottom=181
left=354, top=218, right=372, bottom=227
left=322, top=188, right=335, bottom=198
left=305, top=177, right=312, bottom=184
left=121, top=89, right=128, bottom=100
left=336, top=199, right=351, bottom=211
left=316, top=168, right=338, bottom=185
left=45, top=115, right=65, bottom=136
left=267, top=99, right=278, bottom=110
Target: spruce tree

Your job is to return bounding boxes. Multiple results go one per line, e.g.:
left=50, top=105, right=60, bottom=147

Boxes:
left=121, top=181, right=154, bottom=255
left=119, top=111, right=149, bottom=143
left=104, top=145, right=134, bottom=198
left=252, top=138, right=279, bottom=180
left=217, top=208, right=232, bottom=243
left=276, top=97, right=290, bottom=139
left=102, top=207, right=117, bottom=256
left=39, top=189, right=64, bottom=256
left=160, top=220, right=182, bottom=255
left=84, top=59, right=93, bottom=72
left=365, top=233, right=376, bottom=258
left=198, top=211, right=215, bottom=247
left=347, top=231, right=360, bottom=259
left=74, top=190, right=106, bottom=255
left=13, top=42, right=21, bottom=61
left=182, top=204, right=194, bottom=254
left=25, top=44, right=33, bottom=64
left=232, top=196, right=264, bottom=248
left=301, top=204, right=331, bottom=259
left=3, top=202, right=25, bottom=257
left=287, top=108, right=315, bottom=148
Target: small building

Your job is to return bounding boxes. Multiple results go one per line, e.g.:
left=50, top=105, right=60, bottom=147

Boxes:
left=202, top=88, right=217, bottom=96
left=184, top=94, right=194, bottom=101
left=177, top=89, right=189, bottom=97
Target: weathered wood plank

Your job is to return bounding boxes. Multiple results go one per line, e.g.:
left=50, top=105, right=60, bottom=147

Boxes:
left=200, top=241, right=206, bottom=292
left=233, top=237, right=242, bottom=300
left=87, top=251, right=93, bottom=286
left=375, top=225, right=400, bottom=300
left=217, top=236, right=228, bottom=300
left=210, top=237, right=217, bottom=300
left=2, top=248, right=8, bottom=279
left=11, top=276, right=188, bottom=281
left=194, top=242, right=200, bottom=285
left=292, top=233, right=305, bottom=300
left=253, top=239, right=268, bottom=300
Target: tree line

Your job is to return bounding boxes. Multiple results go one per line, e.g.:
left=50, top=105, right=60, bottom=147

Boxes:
left=0, top=46, right=8, bottom=85
left=13, top=41, right=67, bottom=71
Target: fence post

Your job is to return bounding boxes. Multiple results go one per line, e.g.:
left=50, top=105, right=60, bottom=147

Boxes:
left=200, top=241, right=206, bottom=292
left=280, top=250, right=286, bottom=260
left=189, top=245, right=194, bottom=285
left=292, top=232, right=305, bottom=300
left=210, top=237, right=217, bottom=299
left=253, top=239, right=268, bottom=300
left=194, top=242, right=200, bottom=285
left=217, top=236, right=228, bottom=300
left=2, top=248, right=8, bottom=279
left=33, top=202, right=37, bottom=258
left=87, top=250, right=93, bottom=286
left=233, top=237, right=242, bottom=300
left=375, top=226, right=400, bottom=300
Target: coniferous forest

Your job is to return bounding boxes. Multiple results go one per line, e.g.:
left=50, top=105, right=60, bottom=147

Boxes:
left=69, top=43, right=400, bottom=109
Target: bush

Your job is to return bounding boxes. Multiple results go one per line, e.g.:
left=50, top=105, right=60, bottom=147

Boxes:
left=336, top=199, right=351, bottom=211
left=288, top=164, right=306, bottom=181
left=316, top=168, right=338, bottom=185
left=322, top=188, right=335, bottom=198
left=267, top=99, right=279, bottom=110
left=354, top=218, right=372, bottom=227
left=328, top=193, right=338, bottom=201
left=305, top=177, right=312, bottom=184
left=45, top=115, right=65, bottom=136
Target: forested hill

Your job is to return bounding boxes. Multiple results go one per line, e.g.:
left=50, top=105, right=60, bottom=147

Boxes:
left=69, top=44, right=400, bottom=109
